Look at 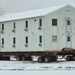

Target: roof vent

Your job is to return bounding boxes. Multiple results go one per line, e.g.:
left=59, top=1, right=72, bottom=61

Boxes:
left=66, top=8, right=71, bottom=12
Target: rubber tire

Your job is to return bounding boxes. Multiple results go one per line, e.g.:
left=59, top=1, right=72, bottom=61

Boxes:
left=16, top=56, right=22, bottom=61
left=66, top=56, right=71, bottom=61
left=51, top=56, right=57, bottom=61
left=38, top=57, right=44, bottom=63
left=45, top=57, right=52, bottom=63
left=26, top=56, right=32, bottom=61
left=73, top=56, right=75, bottom=61
left=22, top=56, right=26, bottom=61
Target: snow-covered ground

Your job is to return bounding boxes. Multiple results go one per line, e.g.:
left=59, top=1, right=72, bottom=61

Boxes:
left=0, top=59, right=75, bottom=75
left=0, top=59, right=75, bottom=71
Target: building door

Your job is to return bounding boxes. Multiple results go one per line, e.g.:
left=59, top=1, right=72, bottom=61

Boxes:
left=66, top=19, right=71, bottom=32
left=66, top=36, right=71, bottom=48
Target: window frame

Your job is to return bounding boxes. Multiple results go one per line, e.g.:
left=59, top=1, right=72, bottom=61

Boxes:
left=26, top=36, right=28, bottom=44
left=2, top=24, right=4, bottom=30
left=2, top=38, right=4, bottom=45
left=39, top=19, right=42, bottom=26
left=25, top=21, right=28, bottom=28
left=67, top=36, right=70, bottom=42
left=39, top=35, right=42, bottom=43
left=13, top=23, right=16, bottom=29
left=13, top=37, right=16, bottom=44
left=67, top=20, right=70, bottom=25
left=52, top=19, right=57, bottom=26
left=52, top=35, right=57, bottom=42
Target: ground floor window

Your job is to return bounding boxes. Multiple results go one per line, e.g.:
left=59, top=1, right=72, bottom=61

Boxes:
left=13, top=37, right=16, bottom=44
left=26, top=36, right=28, bottom=44
left=52, top=35, right=57, bottom=42
left=39, top=35, right=42, bottom=43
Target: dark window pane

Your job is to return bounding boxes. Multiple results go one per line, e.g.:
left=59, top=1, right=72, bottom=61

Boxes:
left=13, top=23, right=16, bottom=29
left=2, top=38, right=4, bottom=44
left=26, top=36, right=28, bottom=43
left=52, top=19, right=57, bottom=26
left=13, top=37, right=16, bottom=44
left=26, top=21, right=28, bottom=28
left=67, top=37, right=70, bottom=41
left=39, top=36, right=42, bottom=43
left=67, top=20, right=70, bottom=25
left=2, top=24, right=4, bottom=30
left=39, top=19, right=42, bottom=26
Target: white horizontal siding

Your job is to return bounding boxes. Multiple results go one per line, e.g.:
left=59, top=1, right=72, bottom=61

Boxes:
left=0, top=17, right=45, bottom=52
left=44, top=6, right=75, bottom=51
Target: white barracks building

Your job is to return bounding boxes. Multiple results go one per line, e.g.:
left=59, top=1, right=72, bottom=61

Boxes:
left=0, top=4, right=75, bottom=52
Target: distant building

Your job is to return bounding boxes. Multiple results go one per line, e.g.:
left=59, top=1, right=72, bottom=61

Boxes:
left=0, top=4, right=75, bottom=52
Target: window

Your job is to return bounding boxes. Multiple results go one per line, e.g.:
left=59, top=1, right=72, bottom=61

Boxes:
left=52, top=19, right=57, bottom=26
left=39, top=35, right=42, bottom=43
left=26, top=36, right=28, bottom=43
left=12, top=23, right=16, bottom=33
left=2, top=38, right=4, bottom=45
left=13, top=37, right=16, bottom=44
left=66, top=9, right=71, bottom=12
left=67, top=20, right=70, bottom=25
left=66, top=19, right=71, bottom=32
left=52, top=35, right=57, bottom=42
left=25, top=21, right=28, bottom=28
left=39, top=19, right=42, bottom=26
left=2, top=24, right=4, bottom=30
left=67, top=37, right=70, bottom=42
left=13, top=23, right=16, bottom=29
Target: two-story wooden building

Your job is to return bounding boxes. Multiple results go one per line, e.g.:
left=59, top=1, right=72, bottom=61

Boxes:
left=0, top=4, right=75, bottom=52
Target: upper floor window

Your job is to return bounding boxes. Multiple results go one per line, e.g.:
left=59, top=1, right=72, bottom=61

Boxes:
left=52, top=35, right=57, bottom=42
left=2, top=24, right=4, bottom=30
left=13, top=23, right=16, bottom=29
left=39, top=19, right=42, bottom=26
left=25, top=21, right=28, bottom=28
left=52, top=19, right=57, bottom=26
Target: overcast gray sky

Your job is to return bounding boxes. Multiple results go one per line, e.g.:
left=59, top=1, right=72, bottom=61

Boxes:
left=0, top=0, right=75, bottom=14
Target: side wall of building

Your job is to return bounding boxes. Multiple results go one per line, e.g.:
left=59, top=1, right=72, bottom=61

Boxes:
left=0, top=17, right=45, bottom=52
